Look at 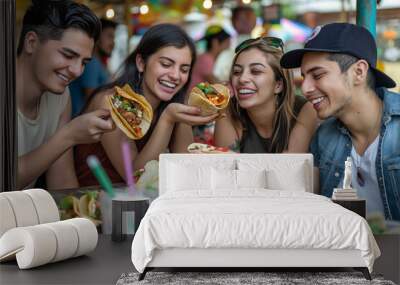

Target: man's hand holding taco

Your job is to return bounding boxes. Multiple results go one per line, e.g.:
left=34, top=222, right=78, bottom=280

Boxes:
left=107, top=84, right=153, bottom=139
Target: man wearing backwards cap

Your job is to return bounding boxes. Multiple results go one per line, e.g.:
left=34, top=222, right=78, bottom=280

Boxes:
left=281, top=23, right=399, bottom=220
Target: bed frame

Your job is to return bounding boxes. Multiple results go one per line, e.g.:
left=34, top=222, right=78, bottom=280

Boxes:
left=139, top=248, right=371, bottom=280
left=138, top=154, right=372, bottom=280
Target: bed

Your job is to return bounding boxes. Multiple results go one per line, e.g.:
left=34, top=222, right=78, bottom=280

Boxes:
left=131, top=154, right=380, bottom=280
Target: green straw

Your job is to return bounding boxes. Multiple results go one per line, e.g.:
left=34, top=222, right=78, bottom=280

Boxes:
left=87, top=155, right=115, bottom=198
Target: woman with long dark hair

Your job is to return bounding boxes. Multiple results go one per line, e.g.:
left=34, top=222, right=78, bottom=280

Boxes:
left=214, top=37, right=317, bottom=153
left=75, top=24, right=218, bottom=186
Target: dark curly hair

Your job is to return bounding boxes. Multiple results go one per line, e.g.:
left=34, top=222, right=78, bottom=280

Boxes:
left=17, top=0, right=101, bottom=55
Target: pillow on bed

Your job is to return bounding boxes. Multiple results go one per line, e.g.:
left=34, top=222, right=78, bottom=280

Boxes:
left=237, top=159, right=309, bottom=191
left=211, top=169, right=267, bottom=190
left=265, top=165, right=307, bottom=191
left=167, top=163, right=211, bottom=191
left=212, top=169, right=237, bottom=190
left=167, top=159, right=236, bottom=192
left=236, top=169, right=267, bottom=188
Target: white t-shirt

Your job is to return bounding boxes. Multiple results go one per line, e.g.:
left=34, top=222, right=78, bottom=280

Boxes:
left=349, top=136, right=385, bottom=217
left=18, top=88, right=70, bottom=188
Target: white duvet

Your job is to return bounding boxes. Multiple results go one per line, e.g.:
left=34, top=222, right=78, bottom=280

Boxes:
left=131, top=190, right=380, bottom=273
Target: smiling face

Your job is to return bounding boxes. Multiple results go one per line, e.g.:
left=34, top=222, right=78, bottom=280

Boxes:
left=29, top=28, right=94, bottom=94
left=231, top=47, right=282, bottom=110
left=138, top=46, right=192, bottom=102
left=301, top=52, right=353, bottom=119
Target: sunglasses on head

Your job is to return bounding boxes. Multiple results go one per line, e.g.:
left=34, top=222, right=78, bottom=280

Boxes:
left=235, top=36, right=284, bottom=54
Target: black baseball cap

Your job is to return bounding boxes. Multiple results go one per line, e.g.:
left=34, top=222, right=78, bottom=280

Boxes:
left=280, top=23, right=396, bottom=88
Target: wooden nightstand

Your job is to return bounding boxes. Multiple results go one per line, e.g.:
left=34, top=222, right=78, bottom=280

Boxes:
left=332, top=199, right=366, bottom=218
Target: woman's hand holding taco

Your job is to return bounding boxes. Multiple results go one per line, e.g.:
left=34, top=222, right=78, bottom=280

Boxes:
left=162, top=103, right=219, bottom=126
left=188, top=82, right=230, bottom=116
left=107, top=84, right=153, bottom=140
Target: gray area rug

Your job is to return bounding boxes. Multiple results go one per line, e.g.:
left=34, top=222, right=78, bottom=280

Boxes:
left=116, top=271, right=396, bottom=285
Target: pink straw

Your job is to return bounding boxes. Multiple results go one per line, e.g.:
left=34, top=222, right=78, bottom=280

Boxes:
left=121, top=140, right=135, bottom=194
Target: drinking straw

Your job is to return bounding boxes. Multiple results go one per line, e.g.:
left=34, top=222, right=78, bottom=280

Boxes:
left=86, top=155, right=115, bottom=198
left=121, top=140, right=136, bottom=194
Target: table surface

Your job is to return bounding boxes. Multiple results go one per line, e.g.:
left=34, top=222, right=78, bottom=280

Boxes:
left=0, top=235, right=134, bottom=285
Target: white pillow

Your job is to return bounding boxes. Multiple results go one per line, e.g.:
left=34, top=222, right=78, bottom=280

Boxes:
left=266, top=165, right=307, bottom=191
left=211, top=169, right=267, bottom=190
left=236, top=169, right=267, bottom=188
left=212, top=168, right=237, bottom=190
left=167, top=163, right=211, bottom=191
left=237, top=158, right=309, bottom=192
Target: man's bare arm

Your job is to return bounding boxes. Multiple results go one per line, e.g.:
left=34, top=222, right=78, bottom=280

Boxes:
left=18, top=124, right=75, bottom=189
left=18, top=102, right=114, bottom=189
left=46, top=98, right=79, bottom=190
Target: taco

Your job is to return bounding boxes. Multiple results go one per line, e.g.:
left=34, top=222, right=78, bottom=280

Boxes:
left=187, top=143, right=232, bottom=154
left=188, top=82, right=230, bottom=116
left=107, top=84, right=153, bottom=140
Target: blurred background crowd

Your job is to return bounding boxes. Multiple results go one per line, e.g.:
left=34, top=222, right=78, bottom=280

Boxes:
left=15, top=0, right=400, bottom=143
left=15, top=0, right=400, bottom=92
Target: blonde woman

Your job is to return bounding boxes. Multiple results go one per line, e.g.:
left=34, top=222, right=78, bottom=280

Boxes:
left=214, top=37, right=317, bottom=153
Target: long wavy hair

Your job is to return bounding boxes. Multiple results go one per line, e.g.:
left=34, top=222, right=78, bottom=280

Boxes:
left=229, top=41, right=296, bottom=153
left=86, top=23, right=196, bottom=116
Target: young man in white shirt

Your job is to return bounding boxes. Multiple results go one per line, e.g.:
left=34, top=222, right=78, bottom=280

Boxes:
left=17, top=0, right=114, bottom=189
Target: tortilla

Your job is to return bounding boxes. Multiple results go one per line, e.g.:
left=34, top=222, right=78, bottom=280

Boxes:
left=187, top=143, right=232, bottom=154
left=188, top=82, right=230, bottom=116
left=107, top=84, right=153, bottom=140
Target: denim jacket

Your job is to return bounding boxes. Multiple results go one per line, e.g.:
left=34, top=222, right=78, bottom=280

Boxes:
left=310, top=87, right=400, bottom=220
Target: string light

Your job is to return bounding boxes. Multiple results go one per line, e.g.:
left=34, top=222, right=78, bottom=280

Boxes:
left=242, top=0, right=251, bottom=4
left=140, top=4, right=149, bottom=15
left=106, top=8, right=115, bottom=19
left=203, top=0, right=212, bottom=10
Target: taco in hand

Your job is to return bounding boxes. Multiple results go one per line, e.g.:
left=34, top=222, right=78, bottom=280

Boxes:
left=188, top=82, right=230, bottom=116
left=187, top=143, right=232, bottom=154
left=107, top=84, right=153, bottom=140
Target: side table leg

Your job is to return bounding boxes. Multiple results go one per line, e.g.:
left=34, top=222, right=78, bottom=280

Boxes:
left=112, top=201, right=123, bottom=242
